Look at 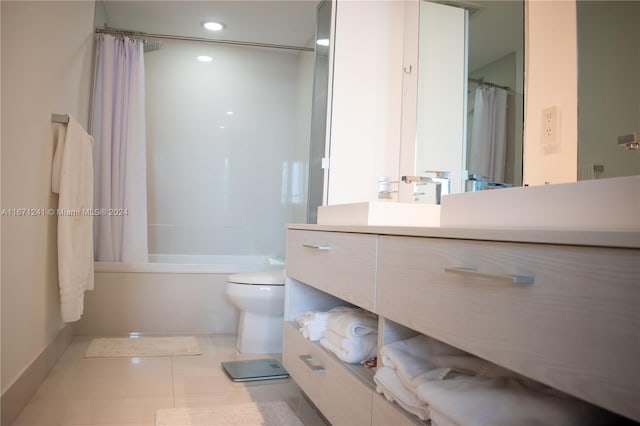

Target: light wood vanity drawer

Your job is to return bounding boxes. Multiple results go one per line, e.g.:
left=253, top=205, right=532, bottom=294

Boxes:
left=371, top=393, right=421, bottom=425
left=283, top=322, right=373, bottom=425
left=287, top=230, right=377, bottom=311
left=377, top=236, right=640, bottom=421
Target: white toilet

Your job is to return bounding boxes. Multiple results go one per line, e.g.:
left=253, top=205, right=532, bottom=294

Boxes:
left=225, top=269, right=286, bottom=354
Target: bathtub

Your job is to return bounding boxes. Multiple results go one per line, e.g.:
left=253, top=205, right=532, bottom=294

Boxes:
left=76, top=255, right=284, bottom=336
left=94, top=254, right=284, bottom=274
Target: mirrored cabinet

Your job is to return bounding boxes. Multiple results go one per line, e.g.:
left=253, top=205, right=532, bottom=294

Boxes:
left=319, top=0, right=636, bottom=208
left=399, top=0, right=524, bottom=203
left=322, top=0, right=525, bottom=207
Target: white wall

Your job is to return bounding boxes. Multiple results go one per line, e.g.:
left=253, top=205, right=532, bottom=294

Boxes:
left=0, top=1, right=95, bottom=393
left=523, top=0, right=578, bottom=186
left=327, top=0, right=404, bottom=204
left=145, top=40, right=312, bottom=259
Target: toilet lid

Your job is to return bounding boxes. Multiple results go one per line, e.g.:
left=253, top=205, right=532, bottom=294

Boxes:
left=227, top=269, right=285, bottom=285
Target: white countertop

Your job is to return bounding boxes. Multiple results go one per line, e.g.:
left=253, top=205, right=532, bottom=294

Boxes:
left=287, top=223, right=640, bottom=249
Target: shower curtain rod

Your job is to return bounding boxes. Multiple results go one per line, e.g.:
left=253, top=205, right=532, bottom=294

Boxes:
left=95, top=27, right=314, bottom=52
left=468, top=77, right=511, bottom=92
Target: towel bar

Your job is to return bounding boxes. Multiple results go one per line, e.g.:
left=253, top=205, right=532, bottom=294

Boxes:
left=51, top=113, right=69, bottom=124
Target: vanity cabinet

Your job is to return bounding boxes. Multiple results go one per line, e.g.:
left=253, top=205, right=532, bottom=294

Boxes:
left=283, top=225, right=640, bottom=424
left=284, top=230, right=383, bottom=424
left=286, top=230, right=377, bottom=311
left=377, top=235, right=640, bottom=420
left=283, top=322, right=374, bottom=425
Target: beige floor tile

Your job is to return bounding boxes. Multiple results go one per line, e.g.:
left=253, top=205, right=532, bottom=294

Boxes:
left=172, top=374, right=238, bottom=395
left=34, top=374, right=173, bottom=399
left=51, top=356, right=173, bottom=378
left=171, top=354, right=227, bottom=377
left=62, top=423, right=154, bottom=426
left=12, top=395, right=173, bottom=426
left=173, top=389, right=253, bottom=408
left=13, top=335, right=327, bottom=426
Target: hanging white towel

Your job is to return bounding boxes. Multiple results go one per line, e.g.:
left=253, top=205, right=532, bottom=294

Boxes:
left=52, top=114, right=94, bottom=322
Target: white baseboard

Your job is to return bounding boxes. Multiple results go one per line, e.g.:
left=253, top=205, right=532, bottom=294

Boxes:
left=1, top=324, right=74, bottom=426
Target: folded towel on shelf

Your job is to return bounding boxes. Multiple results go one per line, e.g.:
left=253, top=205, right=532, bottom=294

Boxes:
left=380, top=335, right=467, bottom=392
left=299, top=323, right=326, bottom=342
left=326, top=308, right=378, bottom=338
left=296, top=306, right=357, bottom=342
left=296, top=310, right=332, bottom=325
left=374, top=366, right=430, bottom=421
left=319, top=329, right=377, bottom=364
left=417, top=375, right=614, bottom=426
left=381, top=334, right=518, bottom=393
left=428, top=407, right=457, bottom=426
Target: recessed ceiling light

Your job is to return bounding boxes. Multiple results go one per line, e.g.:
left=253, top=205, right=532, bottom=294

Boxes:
left=226, top=111, right=234, bottom=115
left=316, top=38, right=329, bottom=47
left=197, top=55, right=213, bottom=62
left=203, top=21, right=225, bottom=31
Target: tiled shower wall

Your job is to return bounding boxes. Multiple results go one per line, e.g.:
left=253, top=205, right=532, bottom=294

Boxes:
left=145, top=39, right=313, bottom=259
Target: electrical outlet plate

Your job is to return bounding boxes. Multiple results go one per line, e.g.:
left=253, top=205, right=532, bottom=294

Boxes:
left=541, top=105, right=561, bottom=147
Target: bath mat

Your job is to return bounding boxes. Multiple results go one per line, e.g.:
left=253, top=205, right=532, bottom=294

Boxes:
left=85, top=336, right=201, bottom=358
left=155, top=401, right=303, bottom=426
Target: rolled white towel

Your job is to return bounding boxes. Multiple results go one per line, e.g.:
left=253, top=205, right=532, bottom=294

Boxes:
left=319, top=329, right=377, bottom=364
left=326, top=308, right=378, bottom=338
left=417, top=375, right=616, bottom=426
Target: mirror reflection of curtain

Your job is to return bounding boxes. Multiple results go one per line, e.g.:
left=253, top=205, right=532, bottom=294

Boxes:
left=469, top=86, right=508, bottom=182
left=91, top=34, right=149, bottom=263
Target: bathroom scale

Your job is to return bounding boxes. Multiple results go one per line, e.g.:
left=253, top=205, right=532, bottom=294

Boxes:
left=221, top=359, right=289, bottom=382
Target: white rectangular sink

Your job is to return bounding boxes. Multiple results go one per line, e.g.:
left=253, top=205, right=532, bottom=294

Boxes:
left=317, top=202, right=441, bottom=227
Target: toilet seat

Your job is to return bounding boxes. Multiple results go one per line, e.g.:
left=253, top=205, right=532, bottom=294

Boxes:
left=227, top=269, right=285, bottom=286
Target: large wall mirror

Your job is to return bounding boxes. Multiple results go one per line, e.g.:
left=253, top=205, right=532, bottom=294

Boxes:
left=577, top=0, right=640, bottom=180
left=411, top=0, right=524, bottom=202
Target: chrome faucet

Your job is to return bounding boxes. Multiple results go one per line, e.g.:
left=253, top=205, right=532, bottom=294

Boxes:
left=401, top=171, right=451, bottom=204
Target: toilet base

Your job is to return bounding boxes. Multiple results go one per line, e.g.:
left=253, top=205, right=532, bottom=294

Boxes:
left=237, top=311, right=284, bottom=354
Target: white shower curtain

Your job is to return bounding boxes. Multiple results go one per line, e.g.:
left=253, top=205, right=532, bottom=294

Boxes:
left=91, top=34, right=148, bottom=263
left=469, top=86, right=508, bottom=183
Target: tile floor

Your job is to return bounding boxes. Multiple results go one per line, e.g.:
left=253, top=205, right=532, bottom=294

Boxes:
left=11, top=335, right=327, bottom=426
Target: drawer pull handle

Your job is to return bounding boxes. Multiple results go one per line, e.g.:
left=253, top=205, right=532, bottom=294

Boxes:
left=445, top=267, right=534, bottom=284
left=299, top=354, right=325, bottom=373
left=302, top=244, right=331, bottom=251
